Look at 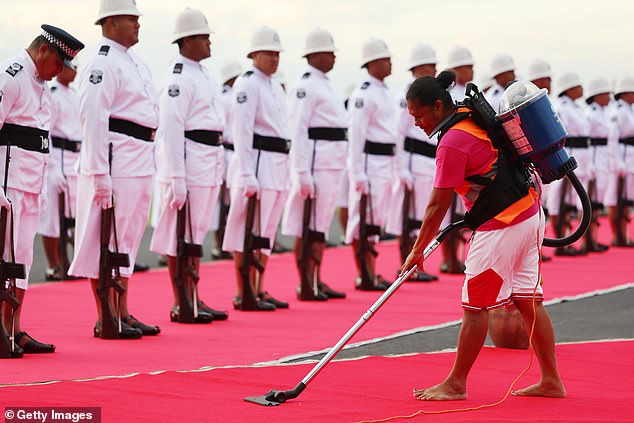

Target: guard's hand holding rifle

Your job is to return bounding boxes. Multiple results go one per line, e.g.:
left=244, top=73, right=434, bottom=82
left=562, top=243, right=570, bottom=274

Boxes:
left=93, top=174, right=112, bottom=209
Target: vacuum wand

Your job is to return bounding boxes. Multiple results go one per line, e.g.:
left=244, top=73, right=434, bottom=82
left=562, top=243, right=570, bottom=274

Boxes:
left=244, top=220, right=468, bottom=406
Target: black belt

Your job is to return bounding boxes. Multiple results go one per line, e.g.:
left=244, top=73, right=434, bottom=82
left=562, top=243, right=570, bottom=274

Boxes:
left=222, top=142, right=234, bottom=151
left=253, top=133, right=290, bottom=154
left=51, top=136, right=81, bottom=152
left=0, top=122, right=49, bottom=153
left=184, top=130, right=222, bottom=146
left=404, top=137, right=436, bottom=158
left=307, top=127, right=348, bottom=141
left=109, top=118, right=156, bottom=142
left=590, top=138, right=607, bottom=146
left=619, top=137, right=634, bottom=146
left=364, top=140, right=396, bottom=156
left=565, top=137, right=589, bottom=148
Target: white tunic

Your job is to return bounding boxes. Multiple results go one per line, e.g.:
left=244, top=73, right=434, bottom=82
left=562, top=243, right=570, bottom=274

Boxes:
left=221, top=83, right=235, bottom=187
left=231, top=66, right=290, bottom=190
left=154, top=55, right=224, bottom=187
left=287, top=65, right=348, bottom=172
left=556, top=96, right=591, bottom=181
left=48, top=81, right=81, bottom=177
left=484, top=82, right=505, bottom=113
left=347, top=74, right=398, bottom=183
left=0, top=50, right=51, bottom=194
left=77, top=37, right=158, bottom=177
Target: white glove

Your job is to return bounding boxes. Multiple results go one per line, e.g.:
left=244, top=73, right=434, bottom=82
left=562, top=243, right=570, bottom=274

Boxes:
left=49, top=168, right=67, bottom=194
left=0, top=190, right=10, bottom=211
left=168, top=177, right=187, bottom=210
left=297, top=171, right=315, bottom=198
left=243, top=174, right=260, bottom=198
left=399, top=169, right=413, bottom=190
left=93, top=174, right=112, bottom=209
left=354, top=177, right=369, bottom=195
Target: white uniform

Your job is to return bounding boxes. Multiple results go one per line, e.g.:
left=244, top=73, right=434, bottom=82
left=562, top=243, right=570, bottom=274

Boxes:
left=221, top=67, right=290, bottom=255
left=450, top=83, right=468, bottom=103
left=605, top=100, right=634, bottom=206
left=0, top=50, right=52, bottom=289
left=585, top=102, right=612, bottom=206
left=149, top=55, right=224, bottom=257
left=69, top=37, right=159, bottom=279
left=547, top=96, right=591, bottom=215
left=345, top=75, right=397, bottom=243
left=37, top=81, right=81, bottom=238
left=281, top=65, right=348, bottom=238
left=484, top=82, right=505, bottom=113
left=386, top=77, right=438, bottom=236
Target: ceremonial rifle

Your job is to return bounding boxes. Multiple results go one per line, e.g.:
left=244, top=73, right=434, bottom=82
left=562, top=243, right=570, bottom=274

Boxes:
left=297, top=197, right=325, bottom=300
left=357, top=193, right=380, bottom=290
left=174, top=196, right=203, bottom=322
left=238, top=196, right=270, bottom=310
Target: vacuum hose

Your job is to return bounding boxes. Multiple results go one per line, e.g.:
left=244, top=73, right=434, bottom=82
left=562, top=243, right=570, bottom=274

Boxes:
left=542, top=171, right=591, bottom=248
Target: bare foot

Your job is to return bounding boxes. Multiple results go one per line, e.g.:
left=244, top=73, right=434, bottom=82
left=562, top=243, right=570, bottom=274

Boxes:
left=413, top=381, right=467, bottom=401
left=512, top=381, right=566, bottom=398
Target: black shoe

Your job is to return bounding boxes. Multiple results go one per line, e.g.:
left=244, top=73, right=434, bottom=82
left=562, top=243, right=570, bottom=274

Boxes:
left=233, top=296, right=276, bottom=311
left=588, top=243, right=609, bottom=253
left=94, top=321, right=143, bottom=339
left=197, top=301, right=229, bottom=321
left=133, top=263, right=150, bottom=272
left=318, top=282, right=346, bottom=299
left=157, top=256, right=168, bottom=266
left=272, top=243, right=292, bottom=254
left=170, top=309, right=213, bottom=324
left=15, top=331, right=55, bottom=353
left=440, top=261, right=466, bottom=274
left=407, top=270, right=438, bottom=282
left=210, top=248, right=232, bottom=260
left=296, top=286, right=328, bottom=301
left=355, top=277, right=388, bottom=291
left=259, top=291, right=289, bottom=308
left=122, top=315, right=161, bottom=336
left=45, top=268, right=64, bottom=281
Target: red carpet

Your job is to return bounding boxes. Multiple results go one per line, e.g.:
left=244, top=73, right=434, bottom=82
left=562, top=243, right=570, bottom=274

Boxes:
left=2, top=340, right=633, bottom=422
left=0, top=217, right=632, bottom=385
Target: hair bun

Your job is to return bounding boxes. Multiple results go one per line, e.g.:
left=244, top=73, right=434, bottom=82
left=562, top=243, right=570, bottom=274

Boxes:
left=436, top=70, right=456, bottom=90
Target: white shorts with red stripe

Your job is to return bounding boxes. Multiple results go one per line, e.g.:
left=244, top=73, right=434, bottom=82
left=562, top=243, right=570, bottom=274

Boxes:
left=281, top=169, right=344, bottom=238
left=461, top=210, right=545, bottom=311
left=149, top=183, right=220, bottom=257
left=221, top=188, right=288, bottom=256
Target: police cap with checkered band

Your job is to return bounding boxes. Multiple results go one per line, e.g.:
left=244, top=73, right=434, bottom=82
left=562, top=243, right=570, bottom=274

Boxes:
left=40, top=24, right=84, bottom=70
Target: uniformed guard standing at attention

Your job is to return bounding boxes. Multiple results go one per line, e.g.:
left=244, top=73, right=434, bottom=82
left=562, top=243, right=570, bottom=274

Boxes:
left=210, top=61, right=242, bottom=261
left=583, top=77, right=612, bottom=252
left=222, top=26, right=290, bottom=311
left=69, top=0, right=160, bottom=339
left=484, top=53, right=516, bottom=112
left=281, top=27, right=348, bottom=301
left=37, top=62, right=81, bottom=281
left=606, top=76, right=634, bottom=246
left=0, top=24, right=83, bottom=357
left=385, top=43, right=439, bottom=282
left=446, top=46, right=474, bottom=103
left=546, top=72, right=590, bottom=256
left=149, top=7, right=229, bottom=324
left=346, top=37, right=397, bottom=291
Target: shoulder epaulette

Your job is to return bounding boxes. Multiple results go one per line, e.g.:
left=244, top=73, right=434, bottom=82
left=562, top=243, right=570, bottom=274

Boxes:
left=360, top=81, right=370, bottom=90
left=98, top=45, right=110, bottom=56
left=244, top=70, right=254, bottom=77
left=173, top=63, right=183, bottom=74
left=302, top=72, right=311, bottom=79
left=5, top=62, right=23, bottom=77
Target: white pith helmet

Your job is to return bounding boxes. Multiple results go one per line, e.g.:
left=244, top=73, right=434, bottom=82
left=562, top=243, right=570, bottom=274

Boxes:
left=221, top=61, right=242, bottom=84
left=585, top=77, right=611, bottom=99
left=360, top=37, right=391, bottom=67
left=407, top=44, right=436, bottom=70
left=303, top=27, right=337, bottom=57
left=615, top=76, right=634, bottom=95
left=95, top=0, right=141, bottom=25
left=556, top=72, right=582, bottom=96
left=490, top=53, right=515, bottom=77
left=447, top=46, right=474, bottom=68
left=247, top=26, right=283, bottom=59
left=172, top=7, right=213, bottom=44
left=527, top=59, right=552, bottom=81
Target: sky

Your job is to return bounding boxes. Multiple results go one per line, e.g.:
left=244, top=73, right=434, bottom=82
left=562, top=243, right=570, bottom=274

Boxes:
left=1, top=0, right=633, bottom=97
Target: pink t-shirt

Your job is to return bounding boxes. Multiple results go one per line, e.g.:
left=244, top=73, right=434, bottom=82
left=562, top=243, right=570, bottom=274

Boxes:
left=434, top=128, right=537, bottom=231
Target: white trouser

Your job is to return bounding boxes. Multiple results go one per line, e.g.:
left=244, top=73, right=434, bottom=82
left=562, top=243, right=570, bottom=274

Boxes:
left=344, top=176, right=391, bottom=244
left=37, top=174, right=77, bottom=238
